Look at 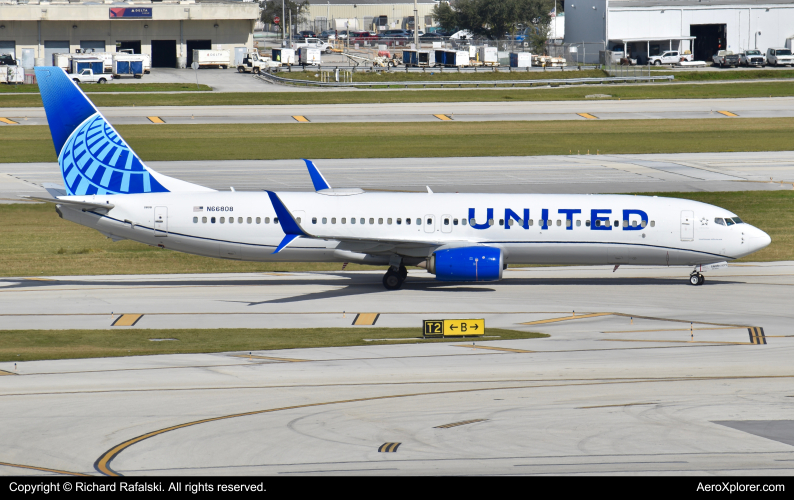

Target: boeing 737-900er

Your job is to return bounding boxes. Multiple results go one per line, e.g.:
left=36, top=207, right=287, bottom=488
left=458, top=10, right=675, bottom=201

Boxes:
left=26, top=67, right=771, bottom=289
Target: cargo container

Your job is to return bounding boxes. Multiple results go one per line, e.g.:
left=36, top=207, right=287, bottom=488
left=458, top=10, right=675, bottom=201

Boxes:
left=478, top=46, right=498, bottom=65
left=402, top=49, right=435, bottom=67
left=0, top=65, right=25, bottom=84
left=509, top=52, right=532, bottom=68
left=117, top=50, right=151, bottom=74
left=434, top=49, right=447, bottom=66
left=112, top=54, right=146, bottom=78
left=298, top=47, right=321, bottom=65
left=71, top=58, right=104, bottom=75
left=444, top=50, right=470, bottom=67
left=52, top=53, right=72, bottom=72
left=71, top=52, right=113, bottom=73
left=271, top=48, right=296, bottom=65
left=192, top=49, right=231, bottom=69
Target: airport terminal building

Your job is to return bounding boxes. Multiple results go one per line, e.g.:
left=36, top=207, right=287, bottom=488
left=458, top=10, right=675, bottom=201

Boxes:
left=0, top=0, right=259, bottom=69
left=565, top=0, right=794, bottom=63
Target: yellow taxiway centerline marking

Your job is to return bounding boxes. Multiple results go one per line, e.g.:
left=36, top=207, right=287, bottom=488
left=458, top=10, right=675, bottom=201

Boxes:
left=0, top=461, right=92, bottom=476
left=292, top=115, right=310, bottom=122
left=231, top=355, right=309, bottom=362
left=577, top=113, right=598, bottom=120
left=602, top=327, right=741, bottom=333
left=111, top=314, right=143, bottom=327
left=717, top=110, right=739, bottom=117
left=434, top=418, right=488, bottom=429
left=0, top=117, right=19, bottom=125
left=455, top=345, right=534, bottom=353
left=0, top=370, right=16, bottom=376
left=146, top=116, right=165, bottom=123
left=521, top=312, right=611, bottom=325
left=433, top=114, right=453, bottom=121
left=601, top=339, right=753, bottom=345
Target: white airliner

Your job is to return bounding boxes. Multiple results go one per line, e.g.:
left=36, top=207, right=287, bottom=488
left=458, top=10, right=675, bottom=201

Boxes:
left=28, top=67, right=771, bottom=289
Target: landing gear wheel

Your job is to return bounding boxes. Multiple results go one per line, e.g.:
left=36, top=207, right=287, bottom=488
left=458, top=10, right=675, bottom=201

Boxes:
left=399, top=265, right=408, bottom=282
left=689, top=273, right=704, bottom=286
left=383, top=270, right=404, bottom=290
left=698, top=274, right=705, bottom=285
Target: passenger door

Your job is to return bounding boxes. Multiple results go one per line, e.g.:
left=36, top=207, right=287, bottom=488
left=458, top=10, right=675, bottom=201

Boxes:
left=154, top=206, right=168, bottom=237
left=680, top=210, right=694, bottom=241
left=424, top=215, right=435, bottom=233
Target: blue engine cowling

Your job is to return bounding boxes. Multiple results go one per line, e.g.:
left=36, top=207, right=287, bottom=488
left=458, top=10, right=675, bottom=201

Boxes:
left=428, top=246, right=504, bottom=282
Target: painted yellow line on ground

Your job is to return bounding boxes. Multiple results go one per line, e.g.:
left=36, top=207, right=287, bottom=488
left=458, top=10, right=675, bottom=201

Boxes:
left=292, top=115, right=310, bottom=122
left=717, top=110, right=739, bottom=117
left=577, top=113, right=598, bottom=120
left=433, top=114, right=453, bottom=121
left=0, top=117, right=19, bottom=125
left=378, top=442, right=401, bottom=452
left=25, top=278, right=56, bottom=281
left=0, top=370, right=15, bottom=376
left=603, top=327, right=741, bottom=334
left=601, top=338, right=752, bottom=345
left=111, top=314, right=143, bottom=327
left=455, top=345, right=533, bottom=353
left=521, top=312, right=611, bottom=326
left=0, top=461, right=92, bottom=476
left=146, top=116, right=165, bottom=124
left=577, top=402, right=658, bottom=409
left=748, top=326, right=767, bottom=345
left=353, top=313, right=380, bottom=326
left=231, top=354, right=309, bottom=362
left=92, top=374, right=794, bottom=476
left=434, top=418, right=488, bottom=429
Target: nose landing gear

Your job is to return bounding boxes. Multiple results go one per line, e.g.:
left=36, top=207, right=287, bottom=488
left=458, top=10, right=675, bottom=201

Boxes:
left=689, top=272, right=705, bottom=286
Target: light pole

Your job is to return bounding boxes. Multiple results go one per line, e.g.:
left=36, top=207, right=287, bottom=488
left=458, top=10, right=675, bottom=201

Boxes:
left=282, top=0, right=285, bottom=41
left=413, top=0, right=418, bottom=48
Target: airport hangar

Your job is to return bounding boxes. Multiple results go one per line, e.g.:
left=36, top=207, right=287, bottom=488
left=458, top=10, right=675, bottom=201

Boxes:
left=564, top=0, right=794, bottom=63
left=0, top=0, right=259, bottom=69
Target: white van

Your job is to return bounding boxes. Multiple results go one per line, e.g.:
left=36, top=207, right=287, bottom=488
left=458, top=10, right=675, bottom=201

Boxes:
left=766, top=48, right=793, bottom=66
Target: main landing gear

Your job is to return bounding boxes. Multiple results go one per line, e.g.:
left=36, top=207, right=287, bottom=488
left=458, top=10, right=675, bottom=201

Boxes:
left=383, top=264, right=408, bottom=290
left=689, top=271, right=705, bottom=286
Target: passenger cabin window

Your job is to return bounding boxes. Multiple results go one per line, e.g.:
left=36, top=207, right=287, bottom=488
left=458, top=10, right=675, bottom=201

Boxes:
left=331, top=217, right=336, bottom=224
left=427, top=218, right=432, bottom=225
left=576, top=220, right=581, bottom=227
left=378, top=218, right=383, bottom=224
left=202, top=217, right=207, bottom=223
left=274, top=218, right=279, bottom=224
left=387, top=218, right=392, bottom=225
left=256, top=217, right=261, bottom=224
left=351, top=218, right=356, bottom=224
left=229, top=217, right=234, bottom=224
left=361, top=218, right=365, bottom=224
left=556, top=220, right=561, bottom=227
left=211, top=217, right=216, bottom=223
left=566, top=220, right=572, bottom=228
left=312, top=217, right=317, bottom=224
left=322, top=217, right=327, bottom=224
left=461, top=218, right=467, bottom=226
left=614, top=220, right=619, bottom=227
left=641, top=220, right=647, bottom=228
left=622, top=220, right=628, bottom=228
left=488, top=219, right=494, bottom=226
left=397, top=218, right=402, bottom=225
left=528, top=219, right=534, bottom=226
left=220, top=217, right=225, bottom=224
left=406, top=218, right=411, bottom=225
left=650, top=221, right=655, bottom=227
left=238, top=217, right=243, bottom=224
left=417, top=218, right=423, bottom=225
left=342, top=218, right=347, bottom=224
left=445, top=218, right=450, bottom=225
left=247, top=217, right=252, bottom=224
left=508, top=219, right=514, bottom=226
left=193, top=217, right=198, bottom=223
left=296, top=217, right=302, bottom=224
left=585, top=220, right=590, bottom=227
left=370, top=218, right=375, bottom=224
left=498, top=219, right=504, bottom=226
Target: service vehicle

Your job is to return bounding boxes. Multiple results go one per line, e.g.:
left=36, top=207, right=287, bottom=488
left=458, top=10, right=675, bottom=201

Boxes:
left=712, top=50, right=740, bottom=67
left=647, top=50, right=693, bottom=65
left=293, top=38, right=334, bottom=54
left=29, top=66, right=774, bottom=291
left=192, top=49, right=231, bottom=69
left=766, top=47, right=793, bottom=66
left=112, top=54, right=146, bottom=78
left=740, top=49, right=766, bottom=66
left=297, top=30, right=316, bottom=39
left=70, top=68, right=109, bottom=84
left=236, top=51, right=279, bottom=73
left=298, top=47, right=321, bottom=66
left=350, top=31, right=378, bottom=43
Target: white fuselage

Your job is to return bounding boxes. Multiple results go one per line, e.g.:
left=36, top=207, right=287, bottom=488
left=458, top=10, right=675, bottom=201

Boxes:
left=57, top=191, right=770, bottom=268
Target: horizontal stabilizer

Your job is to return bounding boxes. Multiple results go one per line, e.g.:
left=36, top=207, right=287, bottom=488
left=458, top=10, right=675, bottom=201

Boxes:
left=21, top=195, right=115, bottom=213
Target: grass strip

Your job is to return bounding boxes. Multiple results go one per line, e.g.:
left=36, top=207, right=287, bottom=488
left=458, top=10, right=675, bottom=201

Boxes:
left=0, top=82, right=212, bottom=94
left=4, top=118, right=794, bottom=163
left=0, top=327, right=548, bottom=362
left=2, top=81, right=794, bottom=107
left=1, top=191, right=791, bottom=278
left=650, top=69, right=794, bottom=81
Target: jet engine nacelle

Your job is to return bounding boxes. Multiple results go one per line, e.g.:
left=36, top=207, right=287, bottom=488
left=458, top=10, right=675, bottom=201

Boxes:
left=427, top=246, right=504, bottom=282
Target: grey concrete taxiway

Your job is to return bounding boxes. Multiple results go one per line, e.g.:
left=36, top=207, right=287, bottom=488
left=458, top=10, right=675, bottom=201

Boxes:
left=2, top=96, right=794, bottom=125
left=1, top=262, right=793, bottom=476
left=2, top=151, right=793, bottom=203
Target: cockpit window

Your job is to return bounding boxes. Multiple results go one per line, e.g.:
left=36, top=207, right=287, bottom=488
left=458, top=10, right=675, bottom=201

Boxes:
left=714, top=218, right=725, bottom=225
left=732, top=217, right=743, bottom=224
left=724, top=218, right=735, bottom=226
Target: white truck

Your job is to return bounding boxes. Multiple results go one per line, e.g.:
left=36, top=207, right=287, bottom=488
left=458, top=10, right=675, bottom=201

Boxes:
left=293, top=38, right=335, bottom=55
left=192, top=49, right=231, bottom=69
left=766, top=47, right=793, bottom=67
left=70, top=68, right=110, bottom=84
left=647, top=50, right=693, bottom=65
left=236, top=52, right=279, bottom=73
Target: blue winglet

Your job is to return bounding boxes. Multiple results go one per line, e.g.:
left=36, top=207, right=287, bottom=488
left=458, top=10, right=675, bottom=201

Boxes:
left=266, top=191, right=308, bottom=236
left=303, top=159, right=331, bottom=191
left=273, top=233, right=300, bottom=254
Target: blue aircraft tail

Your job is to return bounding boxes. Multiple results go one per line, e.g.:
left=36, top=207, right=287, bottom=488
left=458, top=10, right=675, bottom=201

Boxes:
left=35, top=67, right=210, bottom=196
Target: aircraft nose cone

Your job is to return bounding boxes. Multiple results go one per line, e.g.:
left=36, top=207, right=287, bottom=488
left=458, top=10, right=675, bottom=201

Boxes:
left=748, top=227, right=771, bottom=252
